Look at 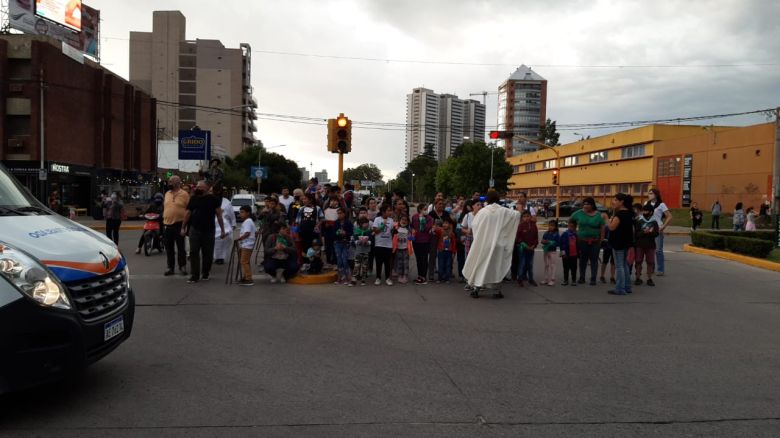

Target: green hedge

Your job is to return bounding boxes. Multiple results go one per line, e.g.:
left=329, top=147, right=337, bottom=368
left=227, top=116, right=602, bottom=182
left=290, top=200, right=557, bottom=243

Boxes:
left=691, top=231, right=775, bottom=258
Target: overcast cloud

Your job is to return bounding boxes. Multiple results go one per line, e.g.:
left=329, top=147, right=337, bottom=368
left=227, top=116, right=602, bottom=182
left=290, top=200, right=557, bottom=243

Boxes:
left=90, top=0, right=780, bottom=181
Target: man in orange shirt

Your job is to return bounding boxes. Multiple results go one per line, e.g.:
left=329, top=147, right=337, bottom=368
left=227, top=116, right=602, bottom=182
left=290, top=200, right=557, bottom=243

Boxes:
left=163, top=175, right=190, bottom=276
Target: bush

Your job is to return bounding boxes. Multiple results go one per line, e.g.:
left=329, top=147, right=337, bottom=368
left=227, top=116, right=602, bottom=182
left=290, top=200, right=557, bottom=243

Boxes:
left=724, top=236, right=775, bottom=258
left=691, top=231, right=776, bottom=258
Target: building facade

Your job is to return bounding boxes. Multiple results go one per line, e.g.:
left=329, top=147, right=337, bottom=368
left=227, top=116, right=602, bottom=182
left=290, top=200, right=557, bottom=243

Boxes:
left=1, top=35, right=158, bottom=213
left=315, top=169, right=329, bottom=184
left=497, top=65, right=547, bottom=157
left=405, top=88, right=486, bottom=163
left=129, top=10, right=257, bottom=158
left=506, top=123, right=776, bottom=210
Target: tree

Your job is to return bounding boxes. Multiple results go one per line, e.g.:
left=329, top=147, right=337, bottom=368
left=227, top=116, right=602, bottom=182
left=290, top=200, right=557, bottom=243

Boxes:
left=222, top=145, right=301, bottom=194
left=539, top=118, right=561, bottom=146
left=435, top=141, right=513, bottom=195
left=387, top=151, right=439, bottom=201
left=343, top=164, right=383, bottom=184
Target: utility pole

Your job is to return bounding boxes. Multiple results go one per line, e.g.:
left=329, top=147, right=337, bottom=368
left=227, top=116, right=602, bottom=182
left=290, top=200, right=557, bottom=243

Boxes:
left=773, top=108, right=780, bottom=248
left=39, top=68, right=46, bottom=201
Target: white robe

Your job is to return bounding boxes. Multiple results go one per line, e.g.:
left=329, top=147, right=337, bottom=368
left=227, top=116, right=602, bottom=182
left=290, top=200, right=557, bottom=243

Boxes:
left=462, top=203, right=521, bottom=288
left=214, top=197, right=236, bottom=260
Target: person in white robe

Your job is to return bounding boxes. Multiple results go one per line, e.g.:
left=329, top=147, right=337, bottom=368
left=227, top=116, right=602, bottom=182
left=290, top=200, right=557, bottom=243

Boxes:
left=213, top=188, right=237, bottom=264
left=462, top=190, right=520, bottom=298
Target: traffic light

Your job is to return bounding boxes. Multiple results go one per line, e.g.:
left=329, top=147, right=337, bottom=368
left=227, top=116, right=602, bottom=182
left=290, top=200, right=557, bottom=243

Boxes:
left=552, top=169, right=559, bottom=185
left=489, top=130, right=513, bottom=140
left=327, top=113, right=352, bottom=154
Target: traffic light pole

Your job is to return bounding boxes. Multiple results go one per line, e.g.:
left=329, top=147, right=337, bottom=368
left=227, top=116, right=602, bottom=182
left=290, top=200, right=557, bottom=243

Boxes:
left=512, top=134, right=562, bottom=219
left=338, top=152, right=344, bottom=189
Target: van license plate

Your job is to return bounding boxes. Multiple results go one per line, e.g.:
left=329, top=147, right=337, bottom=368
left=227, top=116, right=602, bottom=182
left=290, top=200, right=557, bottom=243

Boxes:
left=104, top=316, right=125, bottom=341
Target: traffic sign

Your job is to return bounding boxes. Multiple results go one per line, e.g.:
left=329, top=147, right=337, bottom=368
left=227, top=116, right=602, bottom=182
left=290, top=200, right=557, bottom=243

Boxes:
left=250, top=166, right=269, bottom=180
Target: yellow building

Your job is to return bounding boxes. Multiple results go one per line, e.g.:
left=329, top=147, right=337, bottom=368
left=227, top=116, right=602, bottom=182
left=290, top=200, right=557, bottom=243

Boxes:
left=507, top=123, right=776, bottom=210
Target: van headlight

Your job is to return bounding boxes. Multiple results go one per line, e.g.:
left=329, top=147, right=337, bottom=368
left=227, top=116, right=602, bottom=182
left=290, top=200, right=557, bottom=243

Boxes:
left=0, top=242, right=71, bottom=310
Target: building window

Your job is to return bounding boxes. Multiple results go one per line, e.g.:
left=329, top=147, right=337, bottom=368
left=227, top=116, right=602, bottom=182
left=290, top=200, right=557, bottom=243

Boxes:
left=585, top=185, right=595, bottom=194
left=542, top=159, right=556, bottom=169
left=513, top=165, right=520, bottom=174
left=621, top=144, right=646, bottom=159
left=564, top=156, right=579, bottom=167
left=632, top=183, right=642, bottom=194
left=657, top=157, right=681, bottom=177
left=524, top=163, right=536, bottom=172
left=618, top=184, right=630, bottom=194
left=180, top=82, right=196, bottom=94
left=589, top=151, right=608, bottom=163
left=179, top=68, right=196, bottom=81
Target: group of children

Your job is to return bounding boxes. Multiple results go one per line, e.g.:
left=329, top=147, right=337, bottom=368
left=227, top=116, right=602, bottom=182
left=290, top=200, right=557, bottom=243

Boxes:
left=515, top=203, right=660, bottom=288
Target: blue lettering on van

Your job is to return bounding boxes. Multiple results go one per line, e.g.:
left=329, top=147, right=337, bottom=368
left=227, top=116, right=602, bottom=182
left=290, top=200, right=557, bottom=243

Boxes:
left=28, top=226, right=87, bottom=239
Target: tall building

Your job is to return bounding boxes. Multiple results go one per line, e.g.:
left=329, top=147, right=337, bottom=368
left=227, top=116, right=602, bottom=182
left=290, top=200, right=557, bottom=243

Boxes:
left=497, top=65, right=547, bottom=156
left=299, top=167, right=310, bottom=184
left=405, top=88, right=485, bottom=163
left=315, top=169, right=329, bottom=184
left=129, top=11, right=257, bottom=158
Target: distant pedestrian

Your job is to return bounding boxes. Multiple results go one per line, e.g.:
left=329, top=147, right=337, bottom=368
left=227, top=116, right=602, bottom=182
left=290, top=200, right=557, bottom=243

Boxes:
left=689, top=202, right=703, bottom=231
left=295, top=193, right=323, bottom=260
left=571, top=197, right=605, bottom=286
left=606, top=193, right=636, bottom=296
left=541, top=219, right=560, bottom=286
left=104, top=192, right=124, bottom=245
left=334, top=207, right=354, bottom=285
left=645, top=189, right=672, bottom=276
left=434, top=218, right=457, bottom=283
left=745, top=207, right=757, bottom=231
left=352, top=216, right=372, bottom=286
left=213, top=185, right=236, bottom=265
left=264, top=223, right=298, bottom=283
left=733, top=202, right=746, bottom=231
left=373, top=204, right=395, bottom=286
left=393, top=215, right=413, bottom=284
left=634, top=204, right=659, bottom=287
left=182, top=180, right=226, bottom=283
left=428, top=199, right=450, bottom=281
left=559, top=219, right=579, bottom=286
left=411, top=203, right=433, bottom=285
left=163, top=176, right=190, bottom=276
left=515, top=211, right=539, bottom=287
left=236, top=206, right=256, bottom=286
left=711, top=201, right=722, bottom=229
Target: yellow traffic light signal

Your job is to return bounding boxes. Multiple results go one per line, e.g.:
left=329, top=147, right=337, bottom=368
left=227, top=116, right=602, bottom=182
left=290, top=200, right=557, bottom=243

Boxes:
left=552, top=169, right=559, bottom=185
left=327, top=113, right=351, bottom=154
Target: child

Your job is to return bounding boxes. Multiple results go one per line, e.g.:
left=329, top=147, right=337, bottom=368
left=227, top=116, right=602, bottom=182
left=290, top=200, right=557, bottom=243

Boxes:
left=353, top=216, right=372, bottom=286
left=334, top=207, right=354, bottom=286
left=372, top=204, right=395, bottom=286
left=559, top=219, right=578, bottom=286
left=434, top=218, right=457, bottom=283
left=264, top=223, right=296, bottom=284
left=516, top=211, right=539, bottom=287
left=634, top=204, right=659, bottom=286
left=322, top=196, right=340, bottom=267
left=306, top=239, right=324, bottom=275
left=745, top=207, right=757, bottom=231
left=393, top=215, right=413, bottom=284
left=236, top=205, right=256, bottom=286
left=540, top=219, right=560, bottom=286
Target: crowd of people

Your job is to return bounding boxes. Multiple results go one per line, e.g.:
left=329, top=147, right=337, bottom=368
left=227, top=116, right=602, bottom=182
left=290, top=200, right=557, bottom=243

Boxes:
left=129, top=173, right=687, bottom=299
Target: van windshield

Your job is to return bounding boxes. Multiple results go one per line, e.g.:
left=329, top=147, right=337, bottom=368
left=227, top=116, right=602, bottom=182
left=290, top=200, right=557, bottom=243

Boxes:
left=0, top=165, right=49, bottom=216
left=232, top=198, right=253, bottom=207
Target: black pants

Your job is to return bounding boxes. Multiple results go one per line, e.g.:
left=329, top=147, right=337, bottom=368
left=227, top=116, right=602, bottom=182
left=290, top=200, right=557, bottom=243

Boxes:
left=456, top=241, right=465, bottom=279
left=374, top=247, right=393, bottom=280
left=368, top=235, right=375, bottom=272
left=562, top=256, right=578, bottom=282
left=427, top=236, right=439, bottom=279
left=164, top=222, right=187, bottom=270
left=711, top=215, right=720, bottom=230
left=264, top=257, right=299, bottom=279
left=412, top=242, right=430, bottom=279
left=105, top=219, right=121, bottom=244
left=510, top=247, right=519, bottom=280
left=189, top=228, right=215, bottom=280
left=577, top=240, right=600, bottom=283
left=299, top=229, right=317, bottom=254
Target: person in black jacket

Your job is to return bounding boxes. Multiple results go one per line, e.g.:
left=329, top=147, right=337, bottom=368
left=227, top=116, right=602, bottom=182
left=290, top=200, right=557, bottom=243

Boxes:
left=606, top=193, right=636, bottom=296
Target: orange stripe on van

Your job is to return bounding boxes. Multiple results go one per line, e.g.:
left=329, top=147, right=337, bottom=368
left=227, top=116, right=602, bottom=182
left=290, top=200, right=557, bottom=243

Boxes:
left=41, top=257, right=120, bottom=275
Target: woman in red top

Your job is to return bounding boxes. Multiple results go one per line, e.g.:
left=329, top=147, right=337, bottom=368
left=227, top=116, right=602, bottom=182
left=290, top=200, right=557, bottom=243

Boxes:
left=516, top=211, right=539, bottom=287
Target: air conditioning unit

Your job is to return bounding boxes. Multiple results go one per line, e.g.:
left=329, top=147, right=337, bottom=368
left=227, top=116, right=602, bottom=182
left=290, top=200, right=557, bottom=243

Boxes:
left=8, top=138, right=25, bottom=149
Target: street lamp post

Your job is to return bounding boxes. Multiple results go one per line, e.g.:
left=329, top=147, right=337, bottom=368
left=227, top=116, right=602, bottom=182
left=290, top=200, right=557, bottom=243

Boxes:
left=411, top=172, right=415, bottom=203
left=512, top=134, right=562, bottom=219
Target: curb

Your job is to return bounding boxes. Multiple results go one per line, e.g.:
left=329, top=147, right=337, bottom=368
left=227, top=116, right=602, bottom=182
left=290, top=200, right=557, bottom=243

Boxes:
left=288, top=271, right=339, bottom=285
left=682, top=244, right=780, bottom=273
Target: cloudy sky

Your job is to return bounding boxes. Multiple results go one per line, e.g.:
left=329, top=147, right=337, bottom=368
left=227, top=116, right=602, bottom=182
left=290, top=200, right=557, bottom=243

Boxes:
left=90, top=0, right=780, bottom=181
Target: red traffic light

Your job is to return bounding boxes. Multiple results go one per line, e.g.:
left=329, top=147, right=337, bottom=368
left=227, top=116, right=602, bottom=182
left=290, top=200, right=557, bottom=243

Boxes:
left=489, top=130, right=500, bottom=139
left=489, top=131, right=512, bottom=140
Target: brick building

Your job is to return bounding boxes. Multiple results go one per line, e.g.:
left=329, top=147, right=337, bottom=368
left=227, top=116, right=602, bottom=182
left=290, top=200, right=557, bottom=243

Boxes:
left=0, top=35, right=158, bottom=214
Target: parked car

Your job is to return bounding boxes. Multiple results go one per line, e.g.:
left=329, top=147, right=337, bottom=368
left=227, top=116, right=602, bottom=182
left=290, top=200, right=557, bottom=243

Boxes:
left=230, top=194, right=257, bottom=220
left=547, top=200, right=608, bottom=217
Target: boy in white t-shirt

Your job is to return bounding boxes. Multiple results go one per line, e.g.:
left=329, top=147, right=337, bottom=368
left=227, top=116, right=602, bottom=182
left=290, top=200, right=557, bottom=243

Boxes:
left=236, top=206, right=256, bottom=286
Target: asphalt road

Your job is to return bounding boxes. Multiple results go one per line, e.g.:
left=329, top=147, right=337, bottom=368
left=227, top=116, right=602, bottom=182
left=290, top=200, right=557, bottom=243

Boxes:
left=1, top=231, right=779, bottom=437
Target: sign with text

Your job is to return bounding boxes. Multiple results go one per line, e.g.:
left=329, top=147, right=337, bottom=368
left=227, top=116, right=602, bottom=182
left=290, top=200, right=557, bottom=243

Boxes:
left=682, top=154, right=693, bottom=207
left=178, top=130, right=211, bottom=160
left=250, top=166, right=269, bottom=180
left=10, top=0, right=100, bottom=58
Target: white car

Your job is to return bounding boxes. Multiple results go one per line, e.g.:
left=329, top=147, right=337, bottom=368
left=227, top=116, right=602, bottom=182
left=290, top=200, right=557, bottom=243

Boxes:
left=230, top=194, right=257, bottom=220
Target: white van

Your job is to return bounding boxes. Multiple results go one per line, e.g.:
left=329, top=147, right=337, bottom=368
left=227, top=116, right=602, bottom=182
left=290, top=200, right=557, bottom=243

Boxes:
left=0, top=163, right=134, bottom=393
left=230, top=193, right=257, bottom=220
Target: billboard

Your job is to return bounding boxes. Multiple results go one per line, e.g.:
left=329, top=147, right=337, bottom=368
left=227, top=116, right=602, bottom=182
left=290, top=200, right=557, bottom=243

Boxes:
left=178, top=130, right=212, bottom=161
left=35, top=0, right=82, bottom=31
left=9, top=0, right=100, bottom=58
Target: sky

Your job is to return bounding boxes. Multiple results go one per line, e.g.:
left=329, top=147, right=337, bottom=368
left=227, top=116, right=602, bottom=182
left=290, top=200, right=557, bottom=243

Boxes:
left=89, top=0, right=780, bottom=181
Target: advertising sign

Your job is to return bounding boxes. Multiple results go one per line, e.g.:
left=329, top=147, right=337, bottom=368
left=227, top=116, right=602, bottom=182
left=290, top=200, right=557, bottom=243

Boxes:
left=178, top=130, right=211, bottom=161
left=9, top=0, right=100, bottom=58
left=35, top=0, right=82, bottom=31
left=250, top=166, right=269, bottom=180
left=682, top=154, right=693, bottom=208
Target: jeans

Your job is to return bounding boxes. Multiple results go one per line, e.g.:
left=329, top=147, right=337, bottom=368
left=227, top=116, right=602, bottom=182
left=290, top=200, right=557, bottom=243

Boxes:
left=614, top=249, right=631, bottom=294
left=335, top=241, right=351, bottom=278
left=711, top=215, right=720, bottom=230
left=577, top=240, right=600, bottom=283
left=412, top=242, right=430, bottom=280
left=164, top=222, right=187, bottom=270
left=517, top=248, right=535, bottom=282
left=655, top=233, right=665, bottom=274
left=105, top=219, right=121, bottom=244
left=189, top=227, right=215, bottom=280
left=437, top=251, right=453, bottom=282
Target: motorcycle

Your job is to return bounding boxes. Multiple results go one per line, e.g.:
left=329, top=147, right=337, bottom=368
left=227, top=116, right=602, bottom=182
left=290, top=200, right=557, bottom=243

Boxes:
left=142, top=212, right=163, bottom=256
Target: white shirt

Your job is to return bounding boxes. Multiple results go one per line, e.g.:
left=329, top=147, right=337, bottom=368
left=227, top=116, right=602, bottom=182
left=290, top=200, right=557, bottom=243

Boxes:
left=651, top=202, right=669, bottom=227
left=278, top=195, right=294, bottom=212
left=239, top=219, right=256, bottom=249
left=215, top=198, right=236, bottom=237
left=373, top=216, right=395, bottom=248
left=461, top=212, right=475, bottom=230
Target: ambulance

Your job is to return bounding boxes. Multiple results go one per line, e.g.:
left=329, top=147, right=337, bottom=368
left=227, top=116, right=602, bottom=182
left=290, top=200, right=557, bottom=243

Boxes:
left=0, top=164, right=135, bottom=393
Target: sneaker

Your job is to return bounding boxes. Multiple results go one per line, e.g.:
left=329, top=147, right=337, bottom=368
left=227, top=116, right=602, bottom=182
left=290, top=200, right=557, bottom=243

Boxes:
left=646, top=279, right=655, bottom=287
left=214, top=259, right=224, bottom=265
left=610, top=278, right=616, bottom=284
left=571, top=282, right=577, bottom=286
left=374, top=278, right=382, bottom=286
left=386, top=279, right=393, bottom=286
left=334, top=279, right=342, bottom=285
left=347, top=282, right=354, bottom=287
left=201, top=275, right=210, bottom=281
left=657, top=272, right=665, bottom=277
left=470, top=290, right=479, bottom=299
left=577, top=278, right=585, bottom=284
left=164, top=269, right=174, bottom=276
left=239, top=279, right=254, bottom=286
left=415, top=277, right=423, bottom=285
left=360, top=281, right=366, bottom=286
left=135, top=248, right=141, bottom=254
left=547, top=281, right=555, bottom=287
left=634, top=278, right=643, bottom=286
left=562, top=280, right=569, bottom=286
left=280, top=277, right=286, bottom=284
left=186, top=277, right=198, bottom=284
left=529, top=280, right=539, bottom=287
left=607, top=290, right=626, bottom=295
left=270, top=278, right=278, bottom=284
left=599, top=276, right=606, bottom=283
